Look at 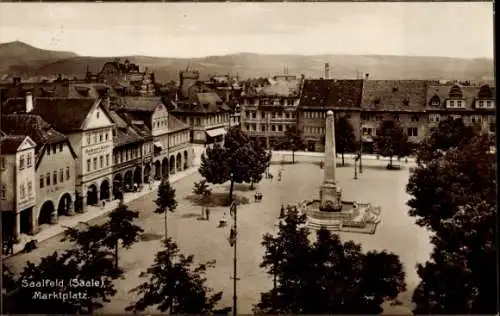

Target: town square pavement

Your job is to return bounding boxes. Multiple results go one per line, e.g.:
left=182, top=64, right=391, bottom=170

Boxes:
left=4, top=158, right=431, bottom=315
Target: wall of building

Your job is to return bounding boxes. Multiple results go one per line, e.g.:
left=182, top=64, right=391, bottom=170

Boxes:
left=0, top=154, right=16, bottom=211
left=35, top=142, right=76, bottom=222
left=16, top=148, right=36, bottom=213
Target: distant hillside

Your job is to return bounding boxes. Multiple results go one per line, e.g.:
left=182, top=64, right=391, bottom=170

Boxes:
left=0, top=41, right=77, bottom=74
left=0, top=41, right=494, bottom=82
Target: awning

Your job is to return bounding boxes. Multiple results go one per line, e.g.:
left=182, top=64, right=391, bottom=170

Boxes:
left=153, top=141, right=163, bottom=149
left=206, top=128, right=227, bottom=138
left=361, top=135, right=374, bottom=143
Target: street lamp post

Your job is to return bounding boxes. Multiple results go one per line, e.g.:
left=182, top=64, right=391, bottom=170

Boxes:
left=354, top=155, right=358, bottom=180
left=229, top=199, right=239, bottom=316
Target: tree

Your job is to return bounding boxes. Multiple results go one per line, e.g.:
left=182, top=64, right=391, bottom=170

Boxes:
left=407, top=134, right=495, bottom=232
left=199, top=127, right=269, bottom=202
left=256, top=206, right=311, bottom=314
left=103, top=202, right=144, bottom=269
left=126, top=238, right=228, bottom=314
left=335, top=116, right=356, bottom=166
left=154, top=178, right=178, bottom=241
left=374, top=120, right=409, bottom=168
left=276, top=125, right=306, bottom=164
left=193, top=179, right=212, bottom=216
left=408, top=134, right=497, bottom=314
left=417, top=117, right=477, bottom=164
left=256, top=209, right=406, bottom=314
left=249, top=139, right=272, bottom=189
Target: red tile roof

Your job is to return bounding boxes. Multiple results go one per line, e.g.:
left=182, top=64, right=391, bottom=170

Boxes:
left=118, top=97, right=164, bottom=112
left=300, top=79, right=363, bottom=109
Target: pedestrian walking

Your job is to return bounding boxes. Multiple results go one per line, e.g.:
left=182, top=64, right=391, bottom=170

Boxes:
left=101, top=200, right=106, bottom=209
left=7, top=236, right=14, bottom=255
left=206, top=208, right=211, bottom=221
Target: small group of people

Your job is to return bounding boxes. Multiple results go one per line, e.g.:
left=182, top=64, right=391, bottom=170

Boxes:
left=254, top=192, right=263, bottom=202
left=2, top=236, right=14, bottom=255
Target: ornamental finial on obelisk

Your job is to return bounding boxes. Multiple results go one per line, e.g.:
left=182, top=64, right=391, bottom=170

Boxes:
left=319, top=110, right=342, bottom=212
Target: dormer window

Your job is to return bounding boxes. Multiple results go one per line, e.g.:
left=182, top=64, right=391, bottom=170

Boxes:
left=430, top=95, right=440, bottom=107
left=449, top=85, right=463, bottom=98
left=479, top=100, right=485, bottom=108
left=96, top=110, right=100, bottom=119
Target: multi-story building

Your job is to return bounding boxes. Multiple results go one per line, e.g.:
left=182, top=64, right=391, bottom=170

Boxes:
left=4, top=98, right=117, bottom=211
left=425, top=83, right=496, bottom=135
left=104, top=109, right=151, bottom=199
left=359, top=80, right=429, bottom=151
left=297, top=79, right=364, bottom=152
left=168, top=69, right=231, bottom=145
left=114, top=97, right=193, bottom=180
left=240, top=75, right=302, bottom=148
left=0, top=134, right=36, bottom=241
left=1, top=113, right=78, bottom=236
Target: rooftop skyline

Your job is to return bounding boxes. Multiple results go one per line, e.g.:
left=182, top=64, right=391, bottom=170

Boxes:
left=0, top=3, right=494, bottom=59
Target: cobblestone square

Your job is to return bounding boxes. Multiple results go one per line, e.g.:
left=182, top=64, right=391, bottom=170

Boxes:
left=5, top=159, right=432, bottom=314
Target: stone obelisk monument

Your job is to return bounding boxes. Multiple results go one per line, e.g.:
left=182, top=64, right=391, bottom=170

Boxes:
left=320, top=110, right=343, bottom=212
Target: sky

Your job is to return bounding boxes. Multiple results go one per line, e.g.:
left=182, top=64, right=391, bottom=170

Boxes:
left=0, top=3, right=494, bottom=59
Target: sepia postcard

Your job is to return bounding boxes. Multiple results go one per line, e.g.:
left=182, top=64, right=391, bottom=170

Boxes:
left=0, top=2, right=497, bottom=316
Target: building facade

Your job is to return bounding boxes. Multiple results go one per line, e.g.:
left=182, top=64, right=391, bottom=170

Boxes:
left=114, top=97, right=193, bottom=181
left=169, top=69, right=231, bottom=145
left=297, top=79, right=364, bottom=152
left=0, top=135, right=37, bottom=240
left=1, top=113, right=78, bottom=236
left=240, top=75, right=302, bottom=148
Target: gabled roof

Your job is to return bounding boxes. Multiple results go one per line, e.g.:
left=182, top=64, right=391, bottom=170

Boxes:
left=168, top=114, right=190, bottom=133
left=1, top=114, right=67, bottom=151
left=0, top=135, right=29, bottom=154
left=104, top=109, right=145, bottom=147
left=30, top=98, right=98, bottom=132
left=361, top=80, right=427, bottom=111
left=300, top=79, right=364, bottom=109
left=118, top=97, right=164, bottom=112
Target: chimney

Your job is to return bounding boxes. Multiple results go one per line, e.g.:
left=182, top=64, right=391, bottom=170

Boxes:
left=365, top=73, right=370, bottom=80
left=325, top=63, right=330, bottom=79
left=26, top=92, right=33, bottom=113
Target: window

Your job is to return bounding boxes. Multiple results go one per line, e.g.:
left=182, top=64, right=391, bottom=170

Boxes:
left=449, top=100, right=455, bottom=107
left=87, top=159, right=91, bottom=172
left=93, top=158, right=97, bottom=170
left=457, top=101, right=463, bottom=108
left=19, top=155, right=25, bottom=170
left=0, top=184, right=5, bottom=199
left=486, top=101, right=492, bottom=108
left=87, top=135, right=91, bottom=145
left=0, top=157, right=5, bottom=170
left=66, top=167, right=70, bottom=180
left=106, top=154, right=109, bottom=166
left=471, top=116, right=481, bottom=124
left=26, top=154, right=32, bottom=167
left=252, top=112, right=257, bottom=119
left=278, top=125, right=283, bottom=132
left=53, top=171, right=58, bottom=185
left=407, top=127, right=418, bottom=137
left=489, top=123, right=496, bottom=133
left=59, top=143, right=63, bottom=152
left=429, top=114, right=441, bottom=122
left=96, top=110, right=100, bottom=118
left=59, top=168, right=64, bottom=182
left=52, top=144, right=56, bottom=154
left=393, top=115, right=400, bottom=121
left=100, top=134, right=103, bottom=142
left=27, top=181, right=32, bottom=195
left=40, top=174, right=44, bottom=188
left=261, top=112, right=265, bottom=119
left=105, top=133, right=109, bottom=141
left=94, top=134, right=97, bottom=143
left=479, top=100, right=484, bottom=108
left=100, top=156, right=103, bottom=168
left=20, top=183, right=25, bottom=199
left=411, top=116, right=419, bottom=122
left=271, top=125, right=276, bottom=132
left=46, top=173, right=51, bottom=186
